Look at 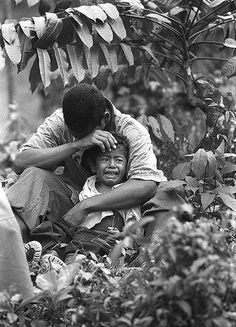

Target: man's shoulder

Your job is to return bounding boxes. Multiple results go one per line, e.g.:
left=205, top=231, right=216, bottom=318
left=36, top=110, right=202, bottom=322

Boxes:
left=114, top=107, right=148, bottom=135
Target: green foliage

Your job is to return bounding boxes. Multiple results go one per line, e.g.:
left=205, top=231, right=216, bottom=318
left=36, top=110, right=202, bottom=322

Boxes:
left=1, top=213, right=236, bottom=326
left=172, top=147, right=236, bottom=216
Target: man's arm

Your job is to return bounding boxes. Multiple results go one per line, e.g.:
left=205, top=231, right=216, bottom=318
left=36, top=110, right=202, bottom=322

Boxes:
left=14, top=129, right=117, bottom=174
left=63, top=179, right=157, bottom=226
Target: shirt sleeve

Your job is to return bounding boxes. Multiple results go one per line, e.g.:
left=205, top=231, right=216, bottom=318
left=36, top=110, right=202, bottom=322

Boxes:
left=123, top=119, right=167, bottom=183
left=20, top=109, right=66, bottom=151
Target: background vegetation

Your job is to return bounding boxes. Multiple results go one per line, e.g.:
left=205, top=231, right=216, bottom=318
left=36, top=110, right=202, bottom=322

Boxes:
left=0, top=0, right=236, bottom=326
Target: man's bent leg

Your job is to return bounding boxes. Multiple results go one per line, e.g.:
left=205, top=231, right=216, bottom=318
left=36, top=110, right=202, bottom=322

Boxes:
left=6, top=167, right=75, bottom=232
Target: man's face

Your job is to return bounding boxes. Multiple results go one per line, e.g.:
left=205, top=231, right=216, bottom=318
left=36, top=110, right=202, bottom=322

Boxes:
left=94, top=145, right=127, bottom=186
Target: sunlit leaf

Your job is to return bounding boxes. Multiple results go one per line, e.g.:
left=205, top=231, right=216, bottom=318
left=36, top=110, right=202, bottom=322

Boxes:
left=27, top=0, right=40, bottom=6
left=74, top=5, right=107, bottom=22
left=141, top=45, right=159, bottom=65
left=98, top=3, right=119, bottom=20
left=32, top=16, right=46, bottom=39
left=2, top=23, right=21, bottom=65
left=83, top=45, right=99, bottom=79
left=37, top=48, right=51, bottom=88
left=146, top=13, right=171, bottom=24
left=0, top=47, right=5, bottom=72
left=67, top=44, right=85, bottom=82
left=108, top=17, right=126, bottom=40
left=71, top=20, right=93, bottom=49
left=53, top=43, right=69, bottom=87
left=93, top=21, right=113, bottom=43
left=223, top=38, right=236, bottom=48
left=19, top=20, right=34, bottom=38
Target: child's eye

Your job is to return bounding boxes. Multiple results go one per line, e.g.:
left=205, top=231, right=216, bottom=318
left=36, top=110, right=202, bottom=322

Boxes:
left=116, top=158, right=124, bottom=163
left=101, top=157, right=109, bottom=162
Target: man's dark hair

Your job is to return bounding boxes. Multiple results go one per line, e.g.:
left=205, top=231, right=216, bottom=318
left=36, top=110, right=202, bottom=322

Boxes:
left=81, top=133, right=129, bottom=172
left=62, top=83, right=107, bottom=133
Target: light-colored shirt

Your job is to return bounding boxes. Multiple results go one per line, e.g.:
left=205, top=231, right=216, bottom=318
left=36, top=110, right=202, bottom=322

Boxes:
left=79, top=175, right=141, bottom=229
left=21, top=101, right=167, bottom=186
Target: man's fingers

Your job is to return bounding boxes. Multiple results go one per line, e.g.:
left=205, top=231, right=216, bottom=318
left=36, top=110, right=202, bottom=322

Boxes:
left=94, top=130, right=117, bottom=151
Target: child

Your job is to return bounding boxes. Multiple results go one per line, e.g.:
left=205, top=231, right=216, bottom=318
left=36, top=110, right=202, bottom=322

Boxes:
left=29, top=133, right=141, bottom=267
left=63, top=133, right=141, bottom=262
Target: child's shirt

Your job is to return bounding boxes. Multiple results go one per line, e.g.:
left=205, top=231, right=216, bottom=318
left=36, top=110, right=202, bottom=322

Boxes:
left=79, top=175, right=141, bottom=229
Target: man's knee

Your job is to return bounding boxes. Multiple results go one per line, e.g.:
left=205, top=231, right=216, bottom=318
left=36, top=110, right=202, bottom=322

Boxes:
left=23, top=166, right=51, bottom=180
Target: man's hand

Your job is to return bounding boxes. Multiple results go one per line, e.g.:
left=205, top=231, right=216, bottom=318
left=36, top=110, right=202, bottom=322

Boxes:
left=76, top=130, right=117, bottom=153
left=63, top=200, right=88, bottom=226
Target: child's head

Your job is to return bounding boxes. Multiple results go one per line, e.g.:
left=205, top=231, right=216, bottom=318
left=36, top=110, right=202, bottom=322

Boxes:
left=83, top=133, right=129, bottom=186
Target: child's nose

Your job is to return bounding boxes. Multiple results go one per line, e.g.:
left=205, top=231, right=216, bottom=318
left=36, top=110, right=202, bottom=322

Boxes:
left=109, top=158, right=116, bottom=167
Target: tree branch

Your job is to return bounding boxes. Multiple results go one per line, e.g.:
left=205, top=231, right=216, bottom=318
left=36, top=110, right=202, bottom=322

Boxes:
left=190, top=41, right=224, bottom=48
left=163, top=68, right=186, bottom=86
left=151, top=31, right=184, bottom=55
left=190, top=56, right=228, bottom=63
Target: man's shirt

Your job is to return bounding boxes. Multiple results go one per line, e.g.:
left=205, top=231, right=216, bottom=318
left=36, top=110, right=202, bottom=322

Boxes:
left=21, top=103, right=167, bottom=187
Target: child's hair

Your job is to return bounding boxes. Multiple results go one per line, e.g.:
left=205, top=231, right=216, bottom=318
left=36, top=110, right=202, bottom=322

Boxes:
left=81, top=132, right=129, bottom=171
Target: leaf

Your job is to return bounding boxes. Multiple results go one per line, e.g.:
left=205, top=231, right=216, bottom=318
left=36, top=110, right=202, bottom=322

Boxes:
left=217, top=193, right=236, bottom=211
left=93, top=21, right=113, bottom=43
left=15, top=0, right=24, bottom=4
left=83, top=45, right=99, bottom=79
left=172, top=162, right=191, bottom=180
left=147, top=116, right=162, bottom=139
left=67, top=45, right=85, bottom=82
left=19, top=20, right=34, bottom=38
left=214, top=186, right=236, bottom=195
left=98, top=3, right=119, bottom=20
left=37, top=48, right=51, bottom=88
left=206, top=151, right=217, bottom=178
left=99, top=43, right=118, bottom=73
left=1, top=23, right=21, bottom=65
left=27, top=0, right=40, bottom=6
left=17, top=28, right=34, bottom=72
left=222, top=56, right=236, bottom=78
left=201, top=193, right=215, bottom=210
left=120, top=43, right=134, bottom=66
left=209, top=0, right=228, bottom=7
left=223, top=38, right=236, bottom=48
left=36, top=13, right=63, bottom=49
left=53, top=43, right=70, bottom=87
left=221, top=162, right=236, bottom=174
left=176, top=300, right=192, bottom=317
left=32, top=16, right=46, bottom=39
left=190, top=258, right=208, bottom=273
left=157, top=114, right=175, bottom=143
left=71, top=20, right=93, bottom=49
left=191, top=149, right=208, bottom=179
left=108, top=17, right=126, bottom=40
left=0, top=47, right=5, bottom=71
left=29, top=56, right=41, bottom=92
left=141, top=45, right=159, bottom=65
left=146, top=13, right=171, bottom=24
left=74, top=5, right=107, bottom=22
left=93, top=66, right=111, bottom=90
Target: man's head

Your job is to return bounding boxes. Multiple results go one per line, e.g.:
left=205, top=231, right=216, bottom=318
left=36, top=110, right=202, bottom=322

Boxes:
left=62, top=83, right=109, bottom=138
left=84, top=133, right=129, bottom=186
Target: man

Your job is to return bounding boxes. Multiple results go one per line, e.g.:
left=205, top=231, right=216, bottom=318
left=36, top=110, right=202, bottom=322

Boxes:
left=6, top=83, right=167, bottom=240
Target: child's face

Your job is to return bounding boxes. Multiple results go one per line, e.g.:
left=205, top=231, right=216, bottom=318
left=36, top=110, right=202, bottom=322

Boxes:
left=94, top=145, right=127, bottom=186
